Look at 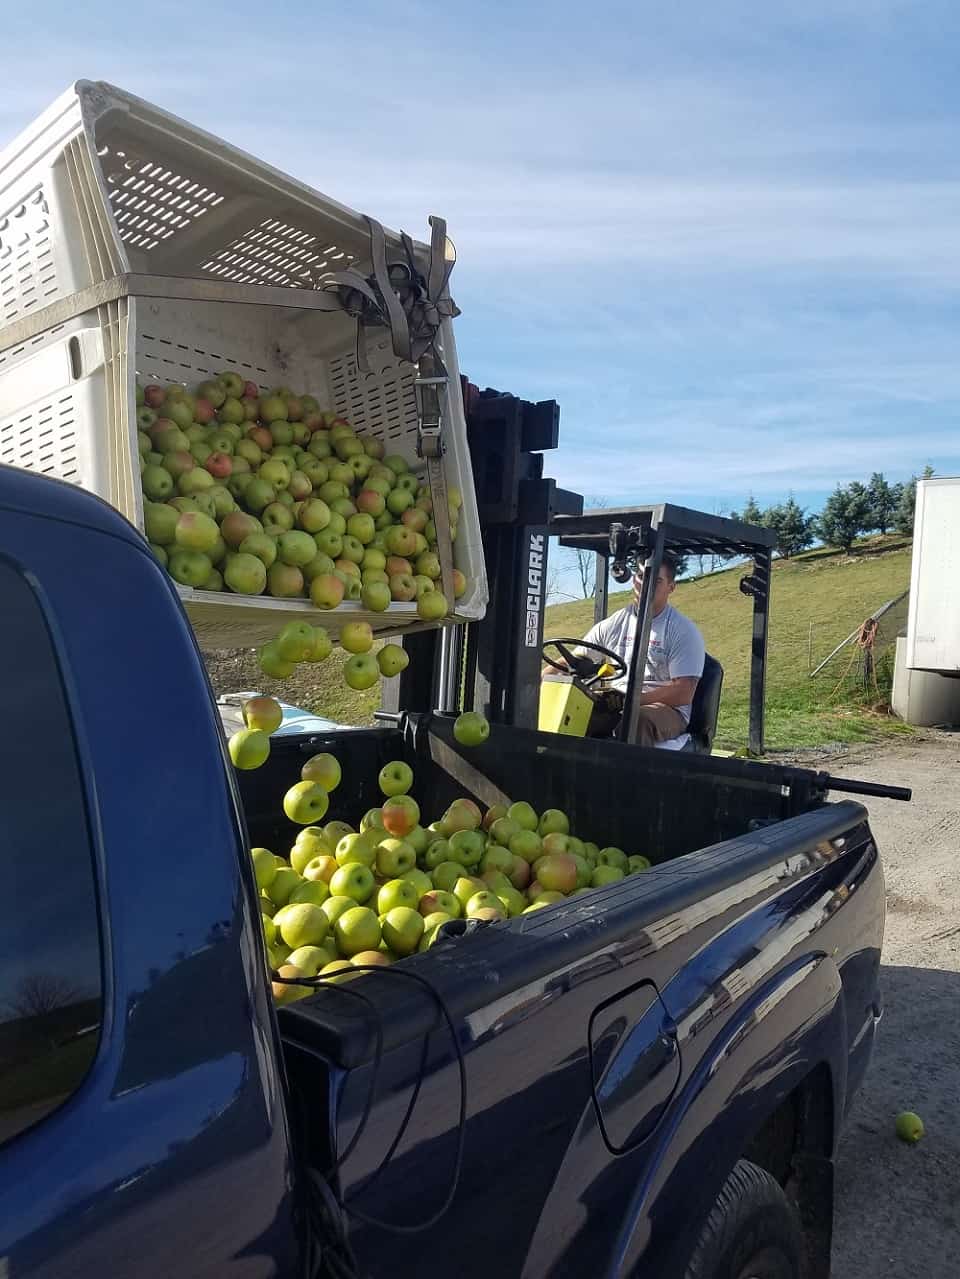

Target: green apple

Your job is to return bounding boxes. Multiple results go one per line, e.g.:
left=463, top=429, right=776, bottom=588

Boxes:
left=290, top=835, right=329, bottom=876
left=267, top=561, right=305, bottom=598
left=343, top=653, right=379, bottom=690
left=376, top=839, right=417, bottom=878
left=321, top=895, right=357, bottom=927
left=143, top=502, right=179, bottom=545
left=262, top=502, right=294, bottom=535
left=592, top=865, right=625, bottom=888
left=262, top=915, right=278, bottom=948
left=421, top=911, right=454, bottom=942
left=361, top=580, right=392, bottom=612
left=142, top=464, right=175, bottom=500
left=598, top=847, right=628, bottom=871
left=528, top=888, right=565, bottom=905
left=512, top=839, right=543, bottom=871
left=465, top=891, right=505, bottom=920
left=228, top=728, right=270, bottom=770
left=286, top=945, right=333, bottom=977
left=429, top=862, right=464, bottom=893
left=571, top=854, right=593, bottom=889
left=301, top=752, right=341, bottom=792
left=302, top=626, right=333, bottom=663
left=270, top=867, right=303, bottom=908
left=403, top=867, right=432, bottom=899
left=496, top=885, right=527, bottom=918
left=335, top=832, right=379, bottom=868
left=224, top=552, right=268, bottom=595
left=376, top=878, right=419, bottom=914
left=277, top=530, right=317, bottom=567
left=449, top=829, right=485, bottom=867
left=251, top=847, right=278, bottom=892
left=347, top=513, right=376, bottom=544
left=283, top=781, right=330, bottom=825
left=424, top=840, right=453, bottom=870
left=329, top=863, right=375, bottom=905
left=378, top=760, right=413, bottom=797
left=290, top=880, right=330, bottom=908
left=481, top=845, right=514, bottom=876
left=168, top=549, right=213, bottom=588
left=538, top=809, right=570, bottom=837
left=340, top=621, right=373, bottom=654
left=453, top=711, right=490, bottom=748
left=324, top=820, right=354, bottom=845
left=360, top=807, right=385, bottom=833
left=303, top=855, right=339, bottom=885
left=258, top=640, right=295, bottom=678
left=628, top=855, right=652, bottom=874
left=508, top=801, right=539, bottom=832
left=488, top=817, right=519, bottom=848
left=334, top=906, right=381, bottom=956
left=416, top=589, right=448, bottom=621
left=275, top=620, right=315, bottom=661
left=382, top=795, right=420, bottom=838
left=453, top=876, right=486, bottom=909
left=381, top=907, right=424, bottom=957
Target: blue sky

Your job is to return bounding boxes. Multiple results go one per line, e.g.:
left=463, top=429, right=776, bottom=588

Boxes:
left=5, top=1, right=960, bottom=541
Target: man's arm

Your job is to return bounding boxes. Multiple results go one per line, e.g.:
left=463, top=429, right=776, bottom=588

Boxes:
left=633, top=676, right=699, bottom=709
left=543, top=621, right=606, bottom=673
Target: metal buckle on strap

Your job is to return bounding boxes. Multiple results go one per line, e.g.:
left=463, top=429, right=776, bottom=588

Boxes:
left=415, top=375, right=448, bottom=458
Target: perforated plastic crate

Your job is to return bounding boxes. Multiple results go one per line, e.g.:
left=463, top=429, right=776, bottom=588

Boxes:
left=0, top=81, right=486, bottom=646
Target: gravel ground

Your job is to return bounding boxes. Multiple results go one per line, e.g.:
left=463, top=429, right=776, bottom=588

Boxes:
left=824, top=733, right=960, bottom=1278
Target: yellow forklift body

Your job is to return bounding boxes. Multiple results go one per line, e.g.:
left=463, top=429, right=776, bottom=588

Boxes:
left=538, top=674, right=595, bottom=736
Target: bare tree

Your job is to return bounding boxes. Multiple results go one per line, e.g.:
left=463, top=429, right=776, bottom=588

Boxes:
left=564, top=496, right=609, bottom=598
left=5, top=973, right=82, bottom=1021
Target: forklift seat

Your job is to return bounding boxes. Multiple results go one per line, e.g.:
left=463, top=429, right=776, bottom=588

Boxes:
left=681, top=653, right=723, bottom=753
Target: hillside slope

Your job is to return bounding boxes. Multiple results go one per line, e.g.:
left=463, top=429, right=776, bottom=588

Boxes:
left=545, top=538, right=913, bottom=749
left=204, top=538, right=913, bottom=752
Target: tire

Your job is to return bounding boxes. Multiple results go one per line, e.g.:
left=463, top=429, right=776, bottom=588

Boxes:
left=684, top=1159, right=803, bottom=1279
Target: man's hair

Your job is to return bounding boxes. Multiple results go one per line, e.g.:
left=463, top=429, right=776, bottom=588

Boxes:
left=659, top=553, right=679, bottom=582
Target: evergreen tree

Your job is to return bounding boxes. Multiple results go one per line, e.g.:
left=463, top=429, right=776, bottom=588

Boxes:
left=735, top=494, right=764, bottom=527
left=763, top=497, right=816, bottom=558
left=866, top=472, right=900, bottom=534
left=894, top=465, right=934, bottom=535
left=817, top=483, right=872, bottom=552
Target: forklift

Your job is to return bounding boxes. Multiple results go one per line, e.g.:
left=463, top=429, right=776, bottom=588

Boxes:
left=382, top=381, right=776, bottom=758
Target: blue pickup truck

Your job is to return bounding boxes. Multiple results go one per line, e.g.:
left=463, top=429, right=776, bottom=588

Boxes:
left=0, top=465, right=896, bottom=1278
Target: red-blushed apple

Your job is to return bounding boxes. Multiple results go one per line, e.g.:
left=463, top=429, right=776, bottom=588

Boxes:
left=162, top=449, right=196, bottom=480
left=537, top=854, right=578, bottom=895
left=340, top=621, right=373, bottom=654
left=444, top=798, right=482, bottom=833
left=301, top=753, right=341, bottom=792
left=267, top=562, right=304, bottom=598
left=334, top=559, right=361, bottom=581
left=334, top=906, right=381, bottom=955
left=247, top=424, right=273, bottom=450
left=343, top=653, right=379, bottom=690
left=350, top=950, right=392, bottom=969
left=243, top=695, right=283, bottom=734
left=389, top=573, right=417, bottom=602
left=465, top=891, right=506, bottom=921
left=244, top=380, right=260, bottom=398
left=173, top=511, right=219, bottom=552
left=377, top=644, right=408, bottom=678
left=310, top=573, right=345, bottom=609
left=143, top=384, right=166, bottom=408
left=385, top=556, right=412, bottom=578
left=356, top=488, right=385, bottom=516
left=401, top=507, right=428, bottom=533
left=452, top=570, right=467, bottom=598
left=288, top=470, right=313, bottom=501
left=382, top=795, right=420, bottom=838
left=272, top=964, right=309, bottom=1003
left=283, top=780, right=330, bottom=825
left=381, top=907, right=424, bottom=957
left=483, top=805, right=509, bottom=833
left=362, top=436, right=385, bottom=459
left=542, top=832, right=573, bottom=857
left=509, top=857, right=532, bottom=890
left=419, top=889, right=461, bottom=919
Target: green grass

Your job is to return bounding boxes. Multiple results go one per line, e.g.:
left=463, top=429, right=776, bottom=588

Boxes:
left=545, top=536, right=914, bottom=751
left=204, top=536, right=915, bottom=752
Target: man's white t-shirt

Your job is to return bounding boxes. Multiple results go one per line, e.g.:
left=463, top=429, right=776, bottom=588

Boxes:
left=580, top=603, right=705, bottom=723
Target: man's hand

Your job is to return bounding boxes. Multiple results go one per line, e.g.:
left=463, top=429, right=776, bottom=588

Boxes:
left=636, top=676, right=699, bottom=710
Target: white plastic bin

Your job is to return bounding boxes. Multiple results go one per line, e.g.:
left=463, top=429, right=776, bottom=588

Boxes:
left=0, top=81, right=486, bottom=646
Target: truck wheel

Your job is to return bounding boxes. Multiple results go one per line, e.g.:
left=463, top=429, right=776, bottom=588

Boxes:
left=684, top=1159, right=803, bottom=1279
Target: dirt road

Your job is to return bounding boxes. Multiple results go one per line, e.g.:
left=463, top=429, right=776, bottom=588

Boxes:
left=826, top=734, right=960, bottom=1277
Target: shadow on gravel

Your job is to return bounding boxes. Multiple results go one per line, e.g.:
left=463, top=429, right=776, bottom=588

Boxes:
left=833, top=963, right=960, bottom=1279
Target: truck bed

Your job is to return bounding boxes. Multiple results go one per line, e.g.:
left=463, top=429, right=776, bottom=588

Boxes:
left=239, top=717, right=884, bottom=1278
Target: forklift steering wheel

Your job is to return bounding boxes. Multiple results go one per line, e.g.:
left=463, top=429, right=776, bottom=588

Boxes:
left=541, top=638, right=628, bottom=688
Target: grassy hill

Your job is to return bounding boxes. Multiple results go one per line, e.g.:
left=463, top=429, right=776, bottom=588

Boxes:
left=545, top=537, right=914, bottom=750
left=204, top=536, right=914, bottom=753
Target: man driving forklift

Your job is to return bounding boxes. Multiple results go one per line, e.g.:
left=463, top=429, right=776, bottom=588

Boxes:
left=543, top=553, right=705, bottom=747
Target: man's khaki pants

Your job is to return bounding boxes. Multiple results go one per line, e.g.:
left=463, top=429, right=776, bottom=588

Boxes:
left=631, top=703, right=687, bottom=747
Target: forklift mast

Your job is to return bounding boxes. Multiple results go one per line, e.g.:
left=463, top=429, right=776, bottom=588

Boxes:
left=380, top=378, right=581, bottom=725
